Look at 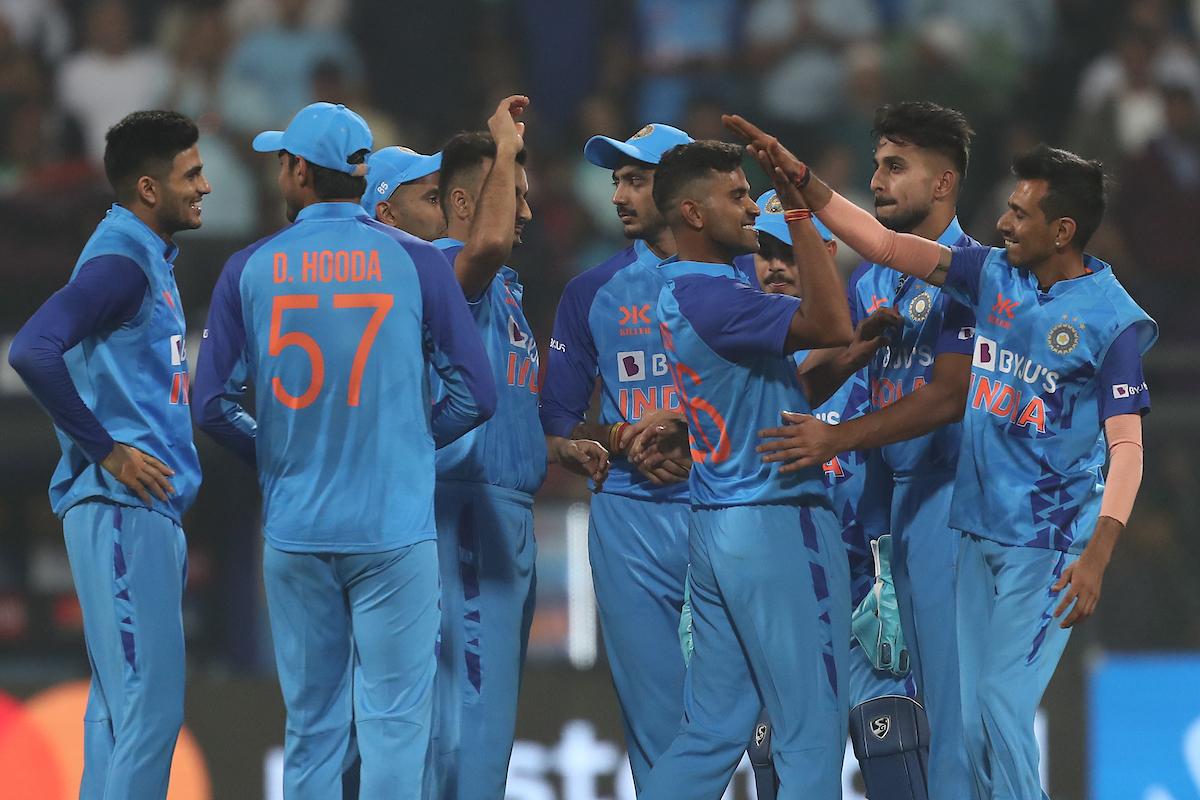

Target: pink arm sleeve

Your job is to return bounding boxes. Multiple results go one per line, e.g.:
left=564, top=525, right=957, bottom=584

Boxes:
left=815, top=192, right=944, bottom=279
left=1099, top=413, right=1143, bottom=526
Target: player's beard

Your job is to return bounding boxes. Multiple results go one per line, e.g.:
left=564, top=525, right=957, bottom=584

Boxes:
left=876, top=201, right=931, bottom=235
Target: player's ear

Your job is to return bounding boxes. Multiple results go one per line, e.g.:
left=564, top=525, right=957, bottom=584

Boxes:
left=679, top=198, right=704, bottom=231
left=375, top=201, right=395, bottom=226
left=933, top=168, right=957, bottom=202
left=827, top=240, right=838, bottom=258
left=295, top=157, right=313, bottom=189
left=449, top=186, right=473, bottom=222
left=134, top=174, right=158, bottom=208
left=1054, top=216, right=1078, bottom=251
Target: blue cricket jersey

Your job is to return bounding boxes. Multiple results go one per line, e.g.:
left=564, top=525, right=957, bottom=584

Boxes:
left=540, top=238, right=687, bottom=502
left=657, top=259, right=826, bottom=508
left=36, top=205, right=201, bottom=522
left=193, top=203, right=496, bottom=553
left=795, top=351, right=879, bottom=603
left=848, top=218, right=979, bottom=476
left=942, top=246, right=1157, bottom=553
left=430, top=238, right=547, bottom=495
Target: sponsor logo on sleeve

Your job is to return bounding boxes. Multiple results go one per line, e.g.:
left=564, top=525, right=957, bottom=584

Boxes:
left=958, top=326, right=975, bottom=340
left=1112, top=382, right=1147, bottom=399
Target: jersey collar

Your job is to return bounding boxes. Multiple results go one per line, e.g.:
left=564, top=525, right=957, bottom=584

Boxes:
left=1033, top=254, right=1113, bottom=298
left=936, top=216, right=966, bottom=247
left=633, top=237, right=667, bottom=267
left=294, top=201, right=370, bottom=222
left=107, top=203, right=179, bottom=265
left=659, top=258, right=744, bottom=282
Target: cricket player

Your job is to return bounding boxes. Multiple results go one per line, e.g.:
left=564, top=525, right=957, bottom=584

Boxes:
left=750, top=116, right=1156, bottom=799
left=192, top=101, right=497, bottom=799
left=745, top=189, right=923, bottom=798
left=757, top=103, right=978, bottom=799
left=637, top=139, right=854, bottom=799
left=8, top=110, right=209, bottom=800
left=361, top=144, right=445, bottom=241
left=538, top=122, right=698, bottom=790
left=426, top=96, right=601, bottom=800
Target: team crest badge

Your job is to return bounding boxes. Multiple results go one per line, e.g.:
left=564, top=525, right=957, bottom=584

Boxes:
left=630, top=124, right=655, bottom=140
left=908, top=291, right=933, bottom=322
left=764, top=194, right=784, bottom=214
left=1047, top=322, right=1080, bottom=355
left=871, top=716, right=891, bottom=740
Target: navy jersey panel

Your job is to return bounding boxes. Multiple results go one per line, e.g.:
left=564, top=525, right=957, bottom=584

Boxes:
left=848, top=218, right=979, bottom=476
left=944, top=246, right=1157, bottom=552
left=657, top=260, right=825, bottom=508
left=44, top=205, right=201, bottom=522
left=430, top=239, right=548, bottom=495
left=541, top=239, right=688, bottom=502
left=225, top=203, right=490, bottom=552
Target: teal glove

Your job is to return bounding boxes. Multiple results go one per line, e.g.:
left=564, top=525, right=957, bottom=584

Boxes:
left=679, top=566, right=694, bottom=666
left=851, top=535, right=911, bottom=677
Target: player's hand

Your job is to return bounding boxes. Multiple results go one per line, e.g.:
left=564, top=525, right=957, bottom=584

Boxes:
left=1052, top=519, right=1118, bottom=628
left=554, top=438, right=610, bottom=491
left=100, top=443, right=175, bottom=504
left=757, top=411, right=845, bottom=473
left=722, top=114, right=810, bottom=209
left=847, top=307, right=903, bottom=367
left=487, top=95, right=530, bottom=154
left=625, top=411, right=693, bottom=485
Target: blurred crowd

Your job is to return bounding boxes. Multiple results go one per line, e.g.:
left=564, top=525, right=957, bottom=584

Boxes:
left=2, top=0, right=1199, bottom=669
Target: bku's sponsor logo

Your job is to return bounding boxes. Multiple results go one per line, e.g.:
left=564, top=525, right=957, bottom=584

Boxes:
left=170, top=334, right=186, bottom=366
left=973, top=334, right=997, bottom=371
left=617, top=350, right=645, bottom=382
left=1112, top=382, right=1147, bottom=399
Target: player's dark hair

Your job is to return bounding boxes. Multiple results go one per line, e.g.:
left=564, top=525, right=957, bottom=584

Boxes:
left=872, top=101, right=974, bottom=179
left=438, top=131, right=528, bottom=216
left=652, top=140, right=744, bottom=217
left=285, top=153, right=367, bottom=200
left=1011, top=144, right=1107, bottom=250
left=103, top=110, right=199, bottom=202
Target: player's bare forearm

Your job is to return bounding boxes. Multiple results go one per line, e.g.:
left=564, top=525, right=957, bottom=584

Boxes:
left=571, top=420, right=618, bottom=450
left=1053, top=516, right=1122, bottom=628
left=836, top=352, right=969, bottom=452
left=796, top=347, right=859, bottom=407
left=784, top=221, right=853, bottom=351
left=456, top=96, right=528, bottom=297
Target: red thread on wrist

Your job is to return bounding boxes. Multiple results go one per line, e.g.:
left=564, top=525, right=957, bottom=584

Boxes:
left=792, top=162, right=811, bottom=190
left=783, top=208, right=812, bottom=223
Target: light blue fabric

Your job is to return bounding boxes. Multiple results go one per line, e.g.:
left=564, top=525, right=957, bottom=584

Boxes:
left=263, top=539, right=439, bottom=800
left=588, top=492, right=690, bottom=789
left=890, top=473, right=973, bottom=799
left=64, top=501, right=188, bottom=800
left=955, top=533, right=1075, bottom=800
left=428, top=481, right=537, bottom=800
left=640, top=504, right=850, bottom=799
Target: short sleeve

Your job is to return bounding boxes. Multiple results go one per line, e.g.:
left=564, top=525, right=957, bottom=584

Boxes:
left=1097, top=326, right=1150, bottom=421
left=942, top=245, right=992, bottom=308
left=934, top=296, right=976, bottom=356
left=673, top=275, right=800, bottom=362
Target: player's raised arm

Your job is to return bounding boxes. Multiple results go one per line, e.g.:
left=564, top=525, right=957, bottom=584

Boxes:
left=724, top=114, right=954, bottom=286
left=193, top=249, right=258, bottom=466
left=411, top=241, right=498, bottom=446
left=449, top=95, right=530, bottom=299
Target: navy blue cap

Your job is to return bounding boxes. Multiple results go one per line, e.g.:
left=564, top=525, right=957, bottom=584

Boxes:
left=583, top=123, right=693, bottom=169
left=361, top=146, right=443, bottom=211
left=252, top=102, right=373, bottom=175
left=753, top=189, right=834, bottom=246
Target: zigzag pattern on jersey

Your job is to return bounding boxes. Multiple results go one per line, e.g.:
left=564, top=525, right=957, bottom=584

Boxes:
left=1027, top=453, right=1084, bottom=551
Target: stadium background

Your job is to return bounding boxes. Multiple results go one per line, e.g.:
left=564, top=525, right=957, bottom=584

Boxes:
left=0, top=0, right=1198, bottom=797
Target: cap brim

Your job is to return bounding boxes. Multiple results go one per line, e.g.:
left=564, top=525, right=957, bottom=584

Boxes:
left=404, top=152, right=442, bottom=181
left=252, top=130, right=286, bottom=153
left=754, top=217, right=792, bottom=247
left=583, top=136, right=656, bottom=169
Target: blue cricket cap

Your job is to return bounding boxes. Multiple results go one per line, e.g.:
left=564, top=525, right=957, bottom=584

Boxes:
left=753, top=189, right=833, bottom=246
left=583, top=123, right=693, bottom=169
left=252, top=102, right=373, bottom=175
left=361, top=146, right=443, bottom=212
